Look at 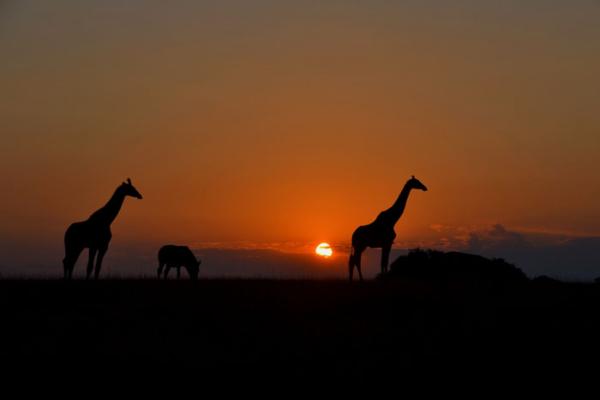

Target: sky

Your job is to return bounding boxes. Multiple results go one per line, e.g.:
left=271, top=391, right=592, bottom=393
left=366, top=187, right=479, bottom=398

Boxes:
left=1, top=1, right=599, bottom=279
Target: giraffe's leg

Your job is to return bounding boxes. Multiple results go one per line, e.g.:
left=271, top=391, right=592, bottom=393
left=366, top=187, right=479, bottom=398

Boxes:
left=164, top=265, right=172, bottom=280
left=353, top=247, right=365, bottom=282
left=381, top=244, right=392, bottom=275
left=348, top=252, right=355, bottom=282
left=63, top=258, right=73, bottom=280
left=63, top=246, right=82, bottom=280
left=94, top=246, right=108, bottom=280
left=350, top=239, right=366, bottom=282
left=68, top=257, right=76, bottom=279
left=157, top=262, right=165, bottom=279
left=63, top=260, right=69, bottom=280
left=86, top=247, right=97, bottom=280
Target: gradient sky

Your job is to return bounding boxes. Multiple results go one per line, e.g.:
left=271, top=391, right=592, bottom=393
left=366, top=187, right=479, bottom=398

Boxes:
left=1, top=1, right=599, bottom=277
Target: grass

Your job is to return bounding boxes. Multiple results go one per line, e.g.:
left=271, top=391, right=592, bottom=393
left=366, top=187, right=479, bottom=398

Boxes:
left=1, top=278, right=599, bottom=380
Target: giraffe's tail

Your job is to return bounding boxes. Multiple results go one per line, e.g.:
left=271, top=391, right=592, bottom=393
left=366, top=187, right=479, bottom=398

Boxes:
left=348, top=245, right=357, bottom=282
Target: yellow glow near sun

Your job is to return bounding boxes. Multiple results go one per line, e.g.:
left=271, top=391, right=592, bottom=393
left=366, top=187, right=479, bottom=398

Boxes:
left=315, top=242, right=333, bottom=258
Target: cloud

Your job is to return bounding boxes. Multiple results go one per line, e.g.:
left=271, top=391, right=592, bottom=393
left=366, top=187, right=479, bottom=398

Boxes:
left=191, top=249, right=344, bottom=279
left=466, top=224, right=527, bottom=253
left=0, top=240, right=350, bottom=279
left=1, top=224, right=599, bottom=281
left=425, top=224, right=600, bottom=281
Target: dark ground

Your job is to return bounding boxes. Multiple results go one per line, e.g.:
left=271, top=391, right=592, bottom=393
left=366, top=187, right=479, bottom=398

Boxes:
left=1, top=279, right=600, bottom=381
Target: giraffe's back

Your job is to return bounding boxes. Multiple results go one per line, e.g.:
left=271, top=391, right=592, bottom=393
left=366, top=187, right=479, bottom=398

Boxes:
left=158, top=245, right=200, bottom=268
left=352, top=224, right=396, bottom=249
left=65, top=220, right=111, bottom=249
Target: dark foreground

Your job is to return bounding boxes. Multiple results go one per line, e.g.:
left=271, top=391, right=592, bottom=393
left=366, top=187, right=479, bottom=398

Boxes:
left=1, top=279, right=600, bottom=380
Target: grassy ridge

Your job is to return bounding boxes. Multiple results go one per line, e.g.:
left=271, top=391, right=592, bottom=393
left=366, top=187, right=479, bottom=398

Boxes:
left=1, top=279, right=599, bottom=378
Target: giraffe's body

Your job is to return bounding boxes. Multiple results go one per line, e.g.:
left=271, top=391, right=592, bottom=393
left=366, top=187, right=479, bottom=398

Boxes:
left=63, top=179, right=142, bottom=280
left=349, top=176, right=427, bottom=281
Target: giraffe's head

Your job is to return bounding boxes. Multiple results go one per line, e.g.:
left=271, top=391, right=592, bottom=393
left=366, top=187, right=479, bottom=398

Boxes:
left=408, top=175, right=428, bottom=191
left=120, top=178, right=143, bottom=199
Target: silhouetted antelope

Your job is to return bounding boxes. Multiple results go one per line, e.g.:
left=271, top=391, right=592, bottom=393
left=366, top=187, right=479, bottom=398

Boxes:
left=158, top=245, right=201, bottom=280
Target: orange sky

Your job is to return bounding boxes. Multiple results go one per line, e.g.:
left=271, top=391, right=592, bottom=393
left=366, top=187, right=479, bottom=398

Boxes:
left=1, top=1, right=599, bottom=265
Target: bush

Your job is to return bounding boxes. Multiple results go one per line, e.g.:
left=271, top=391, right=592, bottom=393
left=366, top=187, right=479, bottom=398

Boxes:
left=379, top=249, right=528, bottom=285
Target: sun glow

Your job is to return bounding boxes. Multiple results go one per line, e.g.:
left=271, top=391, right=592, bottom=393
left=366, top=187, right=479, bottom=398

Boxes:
left=315, top=242, right=333, bottom=258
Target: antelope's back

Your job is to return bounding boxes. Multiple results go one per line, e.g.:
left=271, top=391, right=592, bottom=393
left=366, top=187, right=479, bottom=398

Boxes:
left=158, top=245, right=196, bottom=266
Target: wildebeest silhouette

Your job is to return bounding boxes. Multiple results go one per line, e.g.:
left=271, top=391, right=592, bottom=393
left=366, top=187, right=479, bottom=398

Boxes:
left=158, top=245, right=201, bottom=280
left=63, top=178, right=143, bottom=280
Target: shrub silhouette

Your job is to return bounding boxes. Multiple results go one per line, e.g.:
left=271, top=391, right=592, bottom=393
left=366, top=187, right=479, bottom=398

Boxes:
left=379, top=249, right=528, bottom=285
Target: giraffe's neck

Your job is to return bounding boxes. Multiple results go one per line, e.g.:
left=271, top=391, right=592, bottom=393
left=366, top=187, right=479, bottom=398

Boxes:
left=380, top=183, right=412, bottom=227
left=89, top=188, right=125, bottom=226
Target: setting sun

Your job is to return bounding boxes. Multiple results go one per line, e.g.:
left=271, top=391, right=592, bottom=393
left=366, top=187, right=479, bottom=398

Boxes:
left=315, top=243, right=333, bottom=258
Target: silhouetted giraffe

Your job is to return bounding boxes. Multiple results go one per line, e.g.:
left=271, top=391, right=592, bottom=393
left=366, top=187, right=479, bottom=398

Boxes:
left=349, top=176, right=427, bottom=281
left=63, top=178, right=143, bottom=280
